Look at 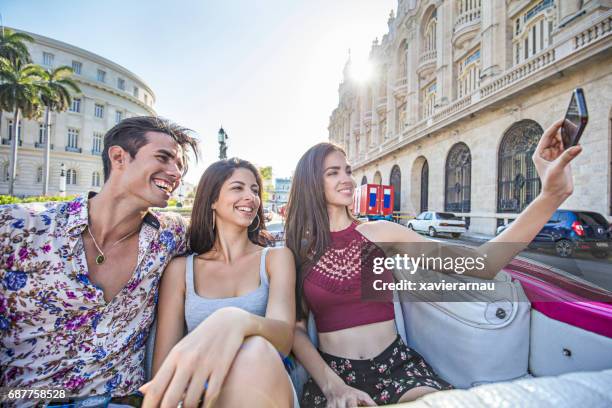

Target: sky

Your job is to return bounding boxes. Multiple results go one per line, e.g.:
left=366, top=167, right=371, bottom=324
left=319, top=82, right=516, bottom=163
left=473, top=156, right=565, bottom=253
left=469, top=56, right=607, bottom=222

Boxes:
left=1, top=0, right=395, bottom=184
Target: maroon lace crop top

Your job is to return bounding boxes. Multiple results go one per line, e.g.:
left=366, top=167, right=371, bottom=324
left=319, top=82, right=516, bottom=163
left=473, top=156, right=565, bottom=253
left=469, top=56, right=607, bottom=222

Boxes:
left=303, top=222, right=395, bottom=333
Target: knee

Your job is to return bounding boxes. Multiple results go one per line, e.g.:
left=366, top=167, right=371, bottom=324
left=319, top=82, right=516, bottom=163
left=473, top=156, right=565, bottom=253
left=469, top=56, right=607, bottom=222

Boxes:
left=235, top=336, right=279, bottom=365
left=232, top=336, right=285, bottom=376
left=220, top=336, right=293, bottom=406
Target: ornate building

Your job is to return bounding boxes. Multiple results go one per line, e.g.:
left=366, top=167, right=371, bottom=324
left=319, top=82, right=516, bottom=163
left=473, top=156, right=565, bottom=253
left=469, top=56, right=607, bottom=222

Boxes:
left=0, top=28, right=156, bottom=196
left=328, top=0, right=612, bottom=234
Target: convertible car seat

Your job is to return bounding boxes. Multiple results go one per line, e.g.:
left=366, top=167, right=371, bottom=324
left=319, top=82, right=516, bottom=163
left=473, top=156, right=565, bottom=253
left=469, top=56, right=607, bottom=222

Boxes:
left=395, top=368, right=612, bottom=408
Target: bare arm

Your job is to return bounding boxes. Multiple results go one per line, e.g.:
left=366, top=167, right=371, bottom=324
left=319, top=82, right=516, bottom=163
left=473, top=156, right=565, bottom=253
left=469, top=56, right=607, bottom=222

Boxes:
left=360, top=118, right=582, bottom=280
left=152, top=257, right=186, bottom=375
left=293, top=318, right=342, bottom=392
left=292, top=309, right=376, bottom=406
left=243, top=246, right=296, bottom=355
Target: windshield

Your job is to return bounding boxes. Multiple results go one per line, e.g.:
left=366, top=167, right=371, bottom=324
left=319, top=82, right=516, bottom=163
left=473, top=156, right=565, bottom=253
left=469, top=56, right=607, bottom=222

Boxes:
left=577, top=212, right=609, bottom=227
left=436, top=213, right=459, bottom=220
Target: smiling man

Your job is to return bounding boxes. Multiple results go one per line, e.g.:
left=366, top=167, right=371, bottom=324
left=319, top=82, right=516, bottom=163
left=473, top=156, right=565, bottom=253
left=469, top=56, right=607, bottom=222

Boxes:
left=0, top=116, right=198, bottom=406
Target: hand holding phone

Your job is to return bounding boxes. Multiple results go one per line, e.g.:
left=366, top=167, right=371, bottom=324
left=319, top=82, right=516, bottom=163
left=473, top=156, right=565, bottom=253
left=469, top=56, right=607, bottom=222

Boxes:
left=560, top=88, right=588, bottom=148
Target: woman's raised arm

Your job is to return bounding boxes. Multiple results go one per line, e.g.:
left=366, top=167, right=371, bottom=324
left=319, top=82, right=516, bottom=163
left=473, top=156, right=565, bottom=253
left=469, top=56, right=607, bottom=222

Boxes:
left=360, top=118, right=582, bottom=280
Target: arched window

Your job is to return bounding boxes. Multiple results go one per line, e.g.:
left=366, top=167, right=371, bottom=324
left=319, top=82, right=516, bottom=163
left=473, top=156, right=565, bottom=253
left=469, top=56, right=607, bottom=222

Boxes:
left=420, top=160, right=429, bottom=213
left=423, top=10, right=437, bottom=54
left=67, top=169, right=77, bottom=185
left=497, top=120, right=542, bottom=213
left=397, top=40, right=407, bottom=80
left=361, top=176, right=368, bottom=185
left=445, top=143, right=471, bottom=212
left=457, top=48, right=481, bottom=98
left=92, top=171, right=101, bottom=187
left=36, top=166, right=43, bottom=183
left=373, top=171, right=382, bottom=185
left=389, top=165, right=401, bottom=212
left=422, top=81, right=437, bottom=118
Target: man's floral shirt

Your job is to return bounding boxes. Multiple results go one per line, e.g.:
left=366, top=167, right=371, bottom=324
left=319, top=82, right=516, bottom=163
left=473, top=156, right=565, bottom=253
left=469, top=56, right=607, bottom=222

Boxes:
left=0, top=194, right=187, bottom=399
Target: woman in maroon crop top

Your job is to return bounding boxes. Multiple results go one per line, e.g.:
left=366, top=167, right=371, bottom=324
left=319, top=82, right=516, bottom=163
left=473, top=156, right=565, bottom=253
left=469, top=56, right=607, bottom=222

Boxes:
left=285, top=126, right=581, bottom=406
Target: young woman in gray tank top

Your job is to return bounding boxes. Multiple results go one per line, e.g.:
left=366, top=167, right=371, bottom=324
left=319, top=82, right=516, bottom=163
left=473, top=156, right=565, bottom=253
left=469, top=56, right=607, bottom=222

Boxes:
left=151, top=158, right=298, bottom=408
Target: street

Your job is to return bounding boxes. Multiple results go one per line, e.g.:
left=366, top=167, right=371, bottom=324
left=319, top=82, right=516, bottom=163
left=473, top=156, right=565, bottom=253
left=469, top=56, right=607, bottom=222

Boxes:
left=430, top=234, right=612, bottom=293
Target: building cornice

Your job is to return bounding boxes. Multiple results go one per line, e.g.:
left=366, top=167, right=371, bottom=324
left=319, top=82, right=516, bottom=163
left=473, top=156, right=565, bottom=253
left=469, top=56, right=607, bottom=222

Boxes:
left=11, top=27, right=157, bottom=102
left=73, top=77, right=156, bottom=115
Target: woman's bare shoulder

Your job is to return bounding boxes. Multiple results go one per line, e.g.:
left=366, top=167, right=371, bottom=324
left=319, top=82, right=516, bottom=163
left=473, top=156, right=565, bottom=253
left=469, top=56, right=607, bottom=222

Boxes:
left=163, top=255, right=188, bottom=280
left=266, top=246, right=295, bottom=266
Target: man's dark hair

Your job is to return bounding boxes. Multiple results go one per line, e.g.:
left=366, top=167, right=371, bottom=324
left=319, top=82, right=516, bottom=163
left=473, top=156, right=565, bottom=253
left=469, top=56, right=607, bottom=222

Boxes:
left=102, top=116, right=199, bottom=181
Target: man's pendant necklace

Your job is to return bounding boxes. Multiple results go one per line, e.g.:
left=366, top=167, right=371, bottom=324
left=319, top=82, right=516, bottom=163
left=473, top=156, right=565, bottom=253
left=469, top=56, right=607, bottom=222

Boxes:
left=87, top=225, right=139, bottom=265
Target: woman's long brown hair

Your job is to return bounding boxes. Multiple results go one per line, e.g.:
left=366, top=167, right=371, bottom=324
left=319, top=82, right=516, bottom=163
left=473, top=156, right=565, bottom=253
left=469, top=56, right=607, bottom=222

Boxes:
left=189, top=158, right=267, bottom=254
left=285, top=142, right=354, bottom=319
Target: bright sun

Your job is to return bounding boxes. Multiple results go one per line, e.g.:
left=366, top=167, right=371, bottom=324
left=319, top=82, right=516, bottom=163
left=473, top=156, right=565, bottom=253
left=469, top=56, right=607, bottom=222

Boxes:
left=350, top=59, right=373, bottom=83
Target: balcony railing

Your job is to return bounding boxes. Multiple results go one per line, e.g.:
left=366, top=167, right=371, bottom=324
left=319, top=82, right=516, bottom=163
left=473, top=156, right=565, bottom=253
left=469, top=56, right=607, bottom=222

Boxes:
left=432, top=94, right=472, bottom=123
left=395, top=77, right=407, bottom=88
left=91, top=149, right=102, bottom=156
left=574, top=14, right=611, bottom=50
left=481, top=49, right=555, bottom=97
left=454, top=9, right=481, bottom=32
left=420, top=49, right=436, bottom=62
left=416, top=50, right=437, bottom=75
left=65, top=146, right=82, bottom=153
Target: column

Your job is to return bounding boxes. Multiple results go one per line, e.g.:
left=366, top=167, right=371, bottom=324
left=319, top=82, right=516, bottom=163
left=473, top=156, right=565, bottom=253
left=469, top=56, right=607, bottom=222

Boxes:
left=406, top=29, right=419, bottom=125
left=480, top=0, right=507, bottom=80
left=436, top=0, right=453, bottom=105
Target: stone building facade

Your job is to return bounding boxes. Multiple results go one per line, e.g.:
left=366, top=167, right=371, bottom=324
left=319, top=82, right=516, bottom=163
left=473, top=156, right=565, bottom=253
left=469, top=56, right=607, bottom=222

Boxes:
left=0, top=29, right=156, bottom=196
left=328, top=0, right=612, bottom=234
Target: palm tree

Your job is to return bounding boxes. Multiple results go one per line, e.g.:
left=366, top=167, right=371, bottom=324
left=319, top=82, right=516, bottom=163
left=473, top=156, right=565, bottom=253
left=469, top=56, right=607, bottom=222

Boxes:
left=0, top=57, right=44, bottom=195
left=38, top=66, right=80, bottom=195
left=0, top=27, right=33, bottom=63
left=0, top=27, right=34, bottom=159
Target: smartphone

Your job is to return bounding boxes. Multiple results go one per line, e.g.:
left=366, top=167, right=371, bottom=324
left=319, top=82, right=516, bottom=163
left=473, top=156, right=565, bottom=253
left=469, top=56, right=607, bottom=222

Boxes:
left=560, top=88, right=588, bottom=148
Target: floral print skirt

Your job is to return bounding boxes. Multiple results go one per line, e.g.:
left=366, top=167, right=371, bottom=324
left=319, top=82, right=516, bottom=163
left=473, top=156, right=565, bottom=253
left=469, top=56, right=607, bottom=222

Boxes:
left=301, top=336, right=453, bottom=407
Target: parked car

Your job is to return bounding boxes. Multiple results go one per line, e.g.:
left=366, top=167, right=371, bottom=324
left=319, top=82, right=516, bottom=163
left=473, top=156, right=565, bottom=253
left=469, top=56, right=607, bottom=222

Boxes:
left=497, top=210, right=612, bottom=258
left=407, top=211, right=467, bottom=238
left=266, top=222, right=285, bottom=247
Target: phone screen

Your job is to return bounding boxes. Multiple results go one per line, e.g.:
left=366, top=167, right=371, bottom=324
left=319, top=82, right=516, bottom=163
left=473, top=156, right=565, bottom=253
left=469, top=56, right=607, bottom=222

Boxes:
left=561, top=93, right=581, bottom=148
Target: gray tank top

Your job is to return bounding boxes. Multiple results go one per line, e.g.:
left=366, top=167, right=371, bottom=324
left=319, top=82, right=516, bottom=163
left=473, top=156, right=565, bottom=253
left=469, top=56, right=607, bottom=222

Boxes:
left=185, top=248, right=270, bottom=333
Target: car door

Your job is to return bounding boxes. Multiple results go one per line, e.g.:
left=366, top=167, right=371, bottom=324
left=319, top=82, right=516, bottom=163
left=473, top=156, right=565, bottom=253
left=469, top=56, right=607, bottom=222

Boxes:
left=412, top=212, right=425, bottom=231
left=423, top=212, right=433, bottom=231
left=535, top=211, right=562, bottom=243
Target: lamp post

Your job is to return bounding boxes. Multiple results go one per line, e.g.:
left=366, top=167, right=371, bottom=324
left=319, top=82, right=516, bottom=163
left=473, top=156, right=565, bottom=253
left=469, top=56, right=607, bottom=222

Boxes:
left=217, top=127, right=228, bottom=160
left=42, top=119, right=52, bottom=196
left=59, top=163, right=66, bottom=197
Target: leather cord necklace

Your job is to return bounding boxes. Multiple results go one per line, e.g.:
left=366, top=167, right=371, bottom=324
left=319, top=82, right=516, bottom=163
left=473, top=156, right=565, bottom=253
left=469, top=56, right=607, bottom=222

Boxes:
left=87, top=225, right=140, bottom=265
